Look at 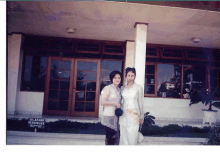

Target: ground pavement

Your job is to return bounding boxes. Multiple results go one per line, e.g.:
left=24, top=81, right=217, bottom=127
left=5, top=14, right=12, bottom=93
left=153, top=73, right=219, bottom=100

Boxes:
left=6, top=131, right=206, bottom=145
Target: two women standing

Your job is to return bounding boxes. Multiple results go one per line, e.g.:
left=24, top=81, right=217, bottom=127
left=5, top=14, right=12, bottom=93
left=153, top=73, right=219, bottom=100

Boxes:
left=100, top=67, right=144, bottom=145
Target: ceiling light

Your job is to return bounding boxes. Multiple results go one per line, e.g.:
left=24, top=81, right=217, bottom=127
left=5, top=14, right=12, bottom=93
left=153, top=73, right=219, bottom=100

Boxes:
left=67, top=28, right=76, bottom=34
left=191, top=37, right=201, bottom=43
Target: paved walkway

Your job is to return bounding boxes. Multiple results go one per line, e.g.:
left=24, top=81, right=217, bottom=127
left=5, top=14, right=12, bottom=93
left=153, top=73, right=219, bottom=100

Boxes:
left=6, top=131, right=206, bottom=145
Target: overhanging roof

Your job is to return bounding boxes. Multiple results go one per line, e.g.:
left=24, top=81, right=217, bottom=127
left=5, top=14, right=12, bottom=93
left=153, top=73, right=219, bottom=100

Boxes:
left=7, top=1, right=220, bottom=49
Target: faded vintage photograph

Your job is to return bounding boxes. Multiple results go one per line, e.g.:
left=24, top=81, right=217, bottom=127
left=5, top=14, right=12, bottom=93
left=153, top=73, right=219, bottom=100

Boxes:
left=6, top=1, right=220, bottom=146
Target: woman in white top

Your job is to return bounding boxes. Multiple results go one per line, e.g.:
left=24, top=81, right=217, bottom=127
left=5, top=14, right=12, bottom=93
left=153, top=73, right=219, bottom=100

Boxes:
left=100, top=70, right=122, bottom=145
left=119, top=67, right=144, bottom=145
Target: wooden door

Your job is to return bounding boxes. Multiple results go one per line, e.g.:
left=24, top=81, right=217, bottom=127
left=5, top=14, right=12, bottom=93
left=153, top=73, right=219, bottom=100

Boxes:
left=43, top=57, right=74, bottom=115
left=71, top=59, right=101, bottom=117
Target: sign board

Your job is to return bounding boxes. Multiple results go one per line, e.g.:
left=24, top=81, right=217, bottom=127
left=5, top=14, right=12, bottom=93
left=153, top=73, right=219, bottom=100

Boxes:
left=28, top=118, right=45, bottom=129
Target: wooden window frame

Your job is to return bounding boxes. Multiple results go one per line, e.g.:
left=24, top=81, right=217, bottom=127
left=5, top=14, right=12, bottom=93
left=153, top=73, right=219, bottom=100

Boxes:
left=43, top=57, right=75, bottom=116
left=72, top=58, right=101, bottom=117
left=156, top=62, right=183, bottom=99
left=210, top=49, right=220, bottom=63
left=159, top=47, right=185, bottom=60
left=208, top=66, right=220, bottom=100
left=102, top=42, right=125, bottom=56
left=145, top=61, right=209, bottom=99
left=185, top=48, right=209, bottom=62
left=146, top=47, right=160, bottom=58
left=144, top=62, right=158, bottom=97
left=75, top=42, right=101, bottom=54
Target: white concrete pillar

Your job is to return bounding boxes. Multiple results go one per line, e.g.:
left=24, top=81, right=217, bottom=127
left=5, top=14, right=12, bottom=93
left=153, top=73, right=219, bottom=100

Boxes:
left=125, top=40, right=135, bottom=68
left=134, top=23, right=148, bottom=90
left=7, top=34, right=23, bottom=115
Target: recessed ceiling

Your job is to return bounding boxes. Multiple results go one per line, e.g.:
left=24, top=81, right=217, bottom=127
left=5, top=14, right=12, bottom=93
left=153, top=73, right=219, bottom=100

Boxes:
left=7, top=1, right=220, bottom=48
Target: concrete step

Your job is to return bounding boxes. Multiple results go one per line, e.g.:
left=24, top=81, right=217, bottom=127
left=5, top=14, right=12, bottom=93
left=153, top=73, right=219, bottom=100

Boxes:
left=6, top=131, right=206, bottom=145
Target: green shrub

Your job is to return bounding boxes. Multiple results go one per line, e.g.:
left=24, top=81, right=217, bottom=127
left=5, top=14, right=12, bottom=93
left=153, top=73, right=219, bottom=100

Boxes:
left=162, top=124, right=182, bottom=134
left=6, top=118, right=210, bottom=138
left=205, top=125, right=220, bottom=145
left=141, top=125, right=164, bottom=136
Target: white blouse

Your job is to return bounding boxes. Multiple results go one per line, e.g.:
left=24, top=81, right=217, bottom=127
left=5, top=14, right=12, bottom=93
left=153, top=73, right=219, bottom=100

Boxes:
left=119, top=83, right=144, bottom=126
left=100, top=84, right=121, bottom=130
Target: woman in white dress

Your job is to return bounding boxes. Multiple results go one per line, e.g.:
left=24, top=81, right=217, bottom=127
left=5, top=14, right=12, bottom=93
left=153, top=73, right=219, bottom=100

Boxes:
left=100, top=70, right=122, bottom=145
left=119, top=67, right=144, bottom=145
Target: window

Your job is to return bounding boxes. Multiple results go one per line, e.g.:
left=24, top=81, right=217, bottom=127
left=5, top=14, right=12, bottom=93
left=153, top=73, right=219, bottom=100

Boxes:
left=75, top=43, right=100, bottom=54
left=160, top=48, right=184, bottom=60
left=103, top=43, right=125, bottom=55
left=209, top=67, right=220, bottom=98
left=185, top=49, right=209, bottom=61
left=145, top=64, right=157, bottom=96
left=157, top=64, right=182, bottom=98
left=21, top=55, right=47, bottom=91
left=183, top=65, right=206, bottom=99
left=146, top=47, right=159, bottom=58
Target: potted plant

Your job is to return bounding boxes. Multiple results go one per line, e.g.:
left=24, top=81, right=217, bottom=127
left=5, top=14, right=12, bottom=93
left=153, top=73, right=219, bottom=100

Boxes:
left=189, top=88, right=220, bottom=125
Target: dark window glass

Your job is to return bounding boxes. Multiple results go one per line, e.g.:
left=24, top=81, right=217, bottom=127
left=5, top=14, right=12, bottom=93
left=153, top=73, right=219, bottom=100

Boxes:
left=77, top=71, right=86, bottom=80
left=77, top=62, right=87, bottom=70
left=51, top=60, right=60, bottom=69
left=147, top=65, right=155, bottom=74
left=183, top=65, right=206, bottom=99
left=86, top=92, right=96, bottom=101
left=145, top=65, right=156, bottom=95
left=88, top=62, right=97, bottom=71
left=157, top=64, right=182, bottom=98
left=50, top=69, right=59, bottom=79
left=85, top=102, right=95, bottom=112
left=49, top=79, right=59, bottom=89
left=49, top=41, right=73, bottom=51
left=146, top=48, right=157, bottom=56
left=47, top=100, right=58, bottom=110
left=60, top=71, right=70, bottom=80
left=75, top=102, right=84, bottom=111
left=161, top=49, right=182, bottom=58
left=60, top=80, right=70, bottom=90
left=210, top=68, right=220, bottom=98
left=21, top=55, right=47, bottom=91
left=49, top=90, right=59, bottom=99
left=76, top=81, right=86, bottom=91
left=77, top=43, right=99, bottom=52
left=87, top=82, right=96, bottom=91
left=105, top=45, right=123, bottom=54
left=87, top=72, right=97, bottom=81
left=75, top=92, right=85, bottom=101
left=61, top=61, right=71, bottom=70
left=58, top=101, right=68, bottom=111
left=186, top=50, right=208, bottom=60
left=59, top=91, right=69, bottom=100
left=145, top=85, right=155, bottom=94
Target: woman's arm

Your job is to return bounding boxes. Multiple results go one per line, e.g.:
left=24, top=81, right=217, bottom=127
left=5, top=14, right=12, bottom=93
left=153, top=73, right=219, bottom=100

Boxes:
left=100, top=86, right=117, bottom=106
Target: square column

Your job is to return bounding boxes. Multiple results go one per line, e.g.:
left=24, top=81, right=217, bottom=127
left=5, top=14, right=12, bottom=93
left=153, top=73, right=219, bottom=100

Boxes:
left=134, top=23, right=148, bottom=90
left=124, top=40, right=135, bottom=85
left=125, top=40, right=135, bottom=68
left=7, top=34, right=23, bottom=115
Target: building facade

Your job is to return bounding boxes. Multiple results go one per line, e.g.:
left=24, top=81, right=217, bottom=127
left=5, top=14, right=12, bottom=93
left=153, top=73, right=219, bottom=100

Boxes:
left=7, top=1, right=220, bottom=122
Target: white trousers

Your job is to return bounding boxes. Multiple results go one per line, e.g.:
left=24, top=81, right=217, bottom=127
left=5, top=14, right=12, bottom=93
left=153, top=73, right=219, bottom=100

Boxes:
left=119, top=124, right=139, bottom=145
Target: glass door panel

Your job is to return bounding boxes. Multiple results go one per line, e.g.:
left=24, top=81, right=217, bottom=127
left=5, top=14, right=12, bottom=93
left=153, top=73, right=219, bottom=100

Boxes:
left=72, top=59, right=100, bottom=116
left=44, top=57, right=74, bottom=115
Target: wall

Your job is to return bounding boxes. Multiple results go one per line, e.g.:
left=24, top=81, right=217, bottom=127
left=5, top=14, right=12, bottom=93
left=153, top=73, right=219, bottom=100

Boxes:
left=7, top=34, right=22, bottom=115
left=143, top=97, right=220, bottom=121
left=16, top=92, right=44, bottom=115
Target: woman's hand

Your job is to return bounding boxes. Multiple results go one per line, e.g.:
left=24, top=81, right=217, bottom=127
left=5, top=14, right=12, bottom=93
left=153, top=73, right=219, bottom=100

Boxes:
left=139, top=117, right=144, bottom=125
left=116, top=103, right=121, bottom=108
